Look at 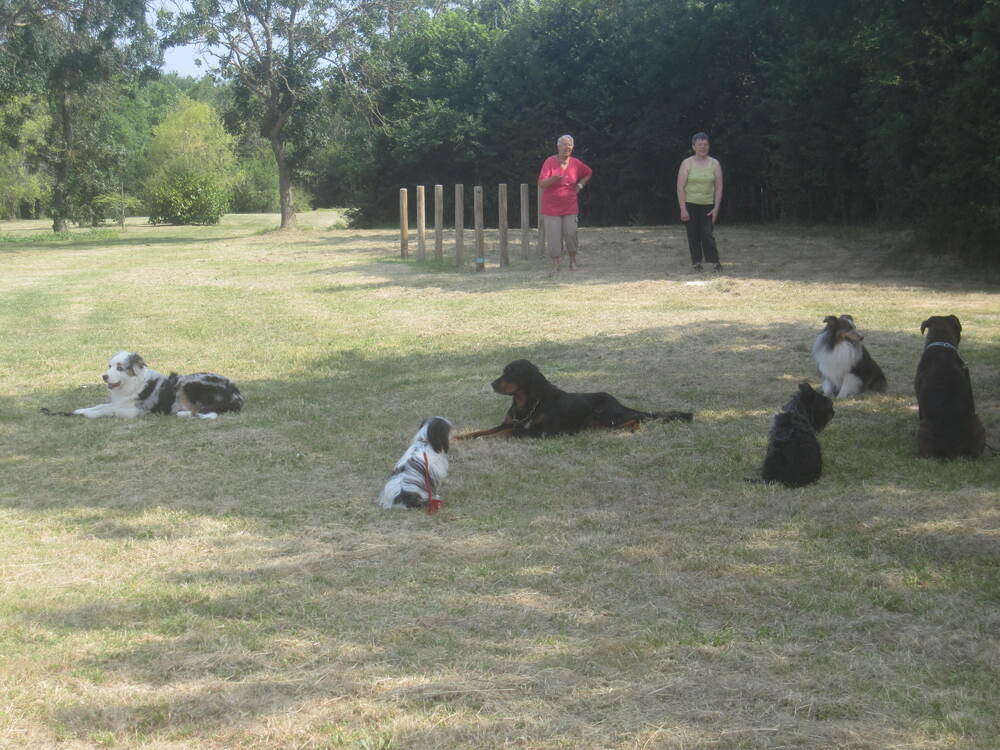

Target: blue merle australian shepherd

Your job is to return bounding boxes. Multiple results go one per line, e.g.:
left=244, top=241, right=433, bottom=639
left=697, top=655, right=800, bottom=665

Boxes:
left=68, top=350, right=243, bottom=419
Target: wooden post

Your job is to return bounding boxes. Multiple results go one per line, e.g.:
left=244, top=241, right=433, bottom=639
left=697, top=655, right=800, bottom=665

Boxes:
left=416, top=184, right=426, bottom=261
left=474, top=186, right=485, bottom=272
left=399, top=188, right=408, bottom=258
left=498, top=183, right=509, bottom=268
left=455, top=184, right=464, bottom=268
left=537, top=186, right=546, bottom=257
left=434, top=184, right=443, bottom=261
left=519, top=183, right=530, bottom=260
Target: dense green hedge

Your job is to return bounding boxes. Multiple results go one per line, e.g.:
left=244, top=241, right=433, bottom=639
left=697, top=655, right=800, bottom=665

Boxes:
left=147, top=172, right=231, bottom=225
left=332, top=0, right=999, bottom=261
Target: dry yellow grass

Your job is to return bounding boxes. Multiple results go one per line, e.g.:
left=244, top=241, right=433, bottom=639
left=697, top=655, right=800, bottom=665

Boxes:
left=1, top=211, right=998, bottom=749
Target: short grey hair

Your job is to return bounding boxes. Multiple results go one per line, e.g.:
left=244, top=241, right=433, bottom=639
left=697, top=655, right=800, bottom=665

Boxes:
left=557, top=134, right=575, bottom=147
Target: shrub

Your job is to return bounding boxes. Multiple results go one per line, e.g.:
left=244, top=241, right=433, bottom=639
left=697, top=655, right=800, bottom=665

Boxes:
left=147, top=172, right=231, bottom=225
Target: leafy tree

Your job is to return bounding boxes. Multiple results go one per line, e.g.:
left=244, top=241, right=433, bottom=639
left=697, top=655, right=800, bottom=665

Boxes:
left=162, top=0, right=440, bottom=230
left=147, top=97, right=236, bottom=184
left=0, top=94, right=51, bottom=219
left=4, top=0, right=159, bottom=231
left=144, top=96, right=236, bottom=223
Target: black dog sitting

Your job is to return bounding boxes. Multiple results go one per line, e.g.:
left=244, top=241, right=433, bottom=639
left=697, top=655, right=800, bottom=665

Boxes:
left=455, top=359, right=692, bottom=439
left=759, top=383, right=835, bottom=487
left=915, top=315, right=985, bottom=459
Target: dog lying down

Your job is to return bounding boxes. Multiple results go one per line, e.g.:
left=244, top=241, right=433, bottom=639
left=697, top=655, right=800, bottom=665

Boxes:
left=377, top=417, right=451, bottom=510
left=54, top=351, right=243, bottom=419
left=455, top=359, right=692, bottom=439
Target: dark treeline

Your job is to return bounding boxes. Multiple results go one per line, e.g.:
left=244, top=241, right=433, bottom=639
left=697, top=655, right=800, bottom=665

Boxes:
left=330, top=0, right=999, bottom=261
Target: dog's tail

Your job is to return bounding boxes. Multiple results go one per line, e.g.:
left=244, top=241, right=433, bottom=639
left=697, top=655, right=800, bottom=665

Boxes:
left=648, top=410, right=694, bottom=423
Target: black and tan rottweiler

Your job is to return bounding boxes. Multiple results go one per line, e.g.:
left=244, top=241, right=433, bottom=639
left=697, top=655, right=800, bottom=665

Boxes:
left=455, top=359, right=692, bottom=439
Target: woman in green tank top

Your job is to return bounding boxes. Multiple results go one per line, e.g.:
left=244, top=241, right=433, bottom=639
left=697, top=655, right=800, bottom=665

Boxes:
left=676, top=132, right=724, bottom=272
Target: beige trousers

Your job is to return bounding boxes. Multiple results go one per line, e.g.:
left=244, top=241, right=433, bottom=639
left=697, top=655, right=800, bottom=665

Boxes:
left=543, top=214, right=578, bottom=258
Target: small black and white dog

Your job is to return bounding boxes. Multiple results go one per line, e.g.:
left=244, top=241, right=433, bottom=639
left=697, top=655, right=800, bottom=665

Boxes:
left=915, top=315, right=985, bottom=459
left=71, top=351, right=243, bottom=419
left=759, top=383, right=835, bottom=487
left=377, top=417, right=452, bottom=509
left=813, top=314, right=887, bottom=398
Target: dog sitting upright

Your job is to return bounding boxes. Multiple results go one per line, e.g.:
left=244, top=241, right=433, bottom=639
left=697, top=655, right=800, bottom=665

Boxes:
left=377, top=417, right=451, bottom=509
left=759, top=383, right=835, bottom=487
left=915, top=315, right=985, bottom=459
left=72, top=351, right=243, bottom=419
left=813, top=314, right=887, bottom=398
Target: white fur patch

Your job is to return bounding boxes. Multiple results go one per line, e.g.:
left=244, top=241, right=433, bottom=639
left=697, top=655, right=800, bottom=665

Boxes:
left=813, top=334, right=861, bottom=397
left=376, top=418, right=451, bottom=509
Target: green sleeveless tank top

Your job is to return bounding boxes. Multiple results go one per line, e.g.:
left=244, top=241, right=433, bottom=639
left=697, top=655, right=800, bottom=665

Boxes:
left=685, top=165, right=715, bottom=205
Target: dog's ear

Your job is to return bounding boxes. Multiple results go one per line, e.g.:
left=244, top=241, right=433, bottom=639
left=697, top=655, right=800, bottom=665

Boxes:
left=525, top=362, right=546, bottom=396
left=839, top=314, right=855, bottom=325
left=424, top=417, right=451, bottom=453
left=920, top=318, right=931, bottom=335
left=947, top=315, right=962, bottom=337
left=822, top=315, right=838, bottom=328
left=125, top=353, right=147, bottom=376
left=798, top=382, right=814, bottom=396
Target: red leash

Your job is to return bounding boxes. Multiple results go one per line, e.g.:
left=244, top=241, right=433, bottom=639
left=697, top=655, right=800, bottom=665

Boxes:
left=423, top=452, right=442, bottom=514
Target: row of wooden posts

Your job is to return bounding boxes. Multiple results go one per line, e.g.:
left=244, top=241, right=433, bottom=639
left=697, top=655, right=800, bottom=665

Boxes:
left=399, top=184, right=547, bottom=270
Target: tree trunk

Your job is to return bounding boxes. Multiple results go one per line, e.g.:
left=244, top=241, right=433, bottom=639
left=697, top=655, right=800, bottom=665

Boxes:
left=269, top=130, right=296, bottom=230
left=51, top=88, right=73, bottom=233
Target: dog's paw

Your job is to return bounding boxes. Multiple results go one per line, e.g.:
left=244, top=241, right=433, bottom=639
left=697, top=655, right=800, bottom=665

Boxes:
left=197, top=412, right=218, bottom=420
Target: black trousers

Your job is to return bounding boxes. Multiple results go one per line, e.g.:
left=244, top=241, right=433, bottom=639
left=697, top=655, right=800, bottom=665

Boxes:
left=684, top=203, right=719, bottom=264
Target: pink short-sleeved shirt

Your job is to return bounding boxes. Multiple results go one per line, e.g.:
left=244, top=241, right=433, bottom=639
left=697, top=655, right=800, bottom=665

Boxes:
left=538, top=156, right=593, bottom=216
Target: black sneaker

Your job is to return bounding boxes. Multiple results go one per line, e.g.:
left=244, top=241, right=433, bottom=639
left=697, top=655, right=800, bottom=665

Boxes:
left=713, top=263, right=723, bottom=272
left=693, top=263, right=703, bottom=272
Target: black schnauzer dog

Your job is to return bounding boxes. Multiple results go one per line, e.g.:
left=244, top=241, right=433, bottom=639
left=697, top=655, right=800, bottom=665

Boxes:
left=759, top=383, right=835, bottom=487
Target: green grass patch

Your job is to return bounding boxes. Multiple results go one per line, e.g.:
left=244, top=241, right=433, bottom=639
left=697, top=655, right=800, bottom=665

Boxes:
left=0, top=211, right=998, bottom=748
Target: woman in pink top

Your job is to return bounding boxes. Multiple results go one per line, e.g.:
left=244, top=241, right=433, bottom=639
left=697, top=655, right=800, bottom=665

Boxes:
left=538, top=134, right=592, bottom=274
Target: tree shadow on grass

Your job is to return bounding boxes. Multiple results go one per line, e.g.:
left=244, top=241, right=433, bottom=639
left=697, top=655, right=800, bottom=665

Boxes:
left=0, top=232, right=258, bottom=253
left=300, top=224, right=1000, bottom=297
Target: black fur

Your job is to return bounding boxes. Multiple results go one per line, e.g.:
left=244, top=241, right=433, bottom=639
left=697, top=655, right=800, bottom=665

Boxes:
left=423, top=415, right=451, bottom=453
left=456, top=359, right=692, bottom=439
left=169, top=373, right=243, bottom=415
left=915, top=315, right=985, bottom=459
left=140, top=376, right=176, bottom=414
left=759, top=383, right=835, bottom=487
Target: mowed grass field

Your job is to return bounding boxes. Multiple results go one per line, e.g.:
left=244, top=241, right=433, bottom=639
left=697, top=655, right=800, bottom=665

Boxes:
left=1, top=210, right=998, bottom=749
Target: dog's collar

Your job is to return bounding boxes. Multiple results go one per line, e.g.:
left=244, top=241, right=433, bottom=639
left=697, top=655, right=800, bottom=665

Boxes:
left=925, top=341, right=959, bottom=354
left=512, top=399, right=540, bottom=427
left=925, top=340, right=966, bottom=367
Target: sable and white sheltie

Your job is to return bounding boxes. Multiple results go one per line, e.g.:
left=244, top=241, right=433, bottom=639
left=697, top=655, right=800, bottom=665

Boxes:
left=70, top=351, right=243, bottom=419
left=376, top=417, right=452, bottom=509
left=812, top=314, right=887, bottom=398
